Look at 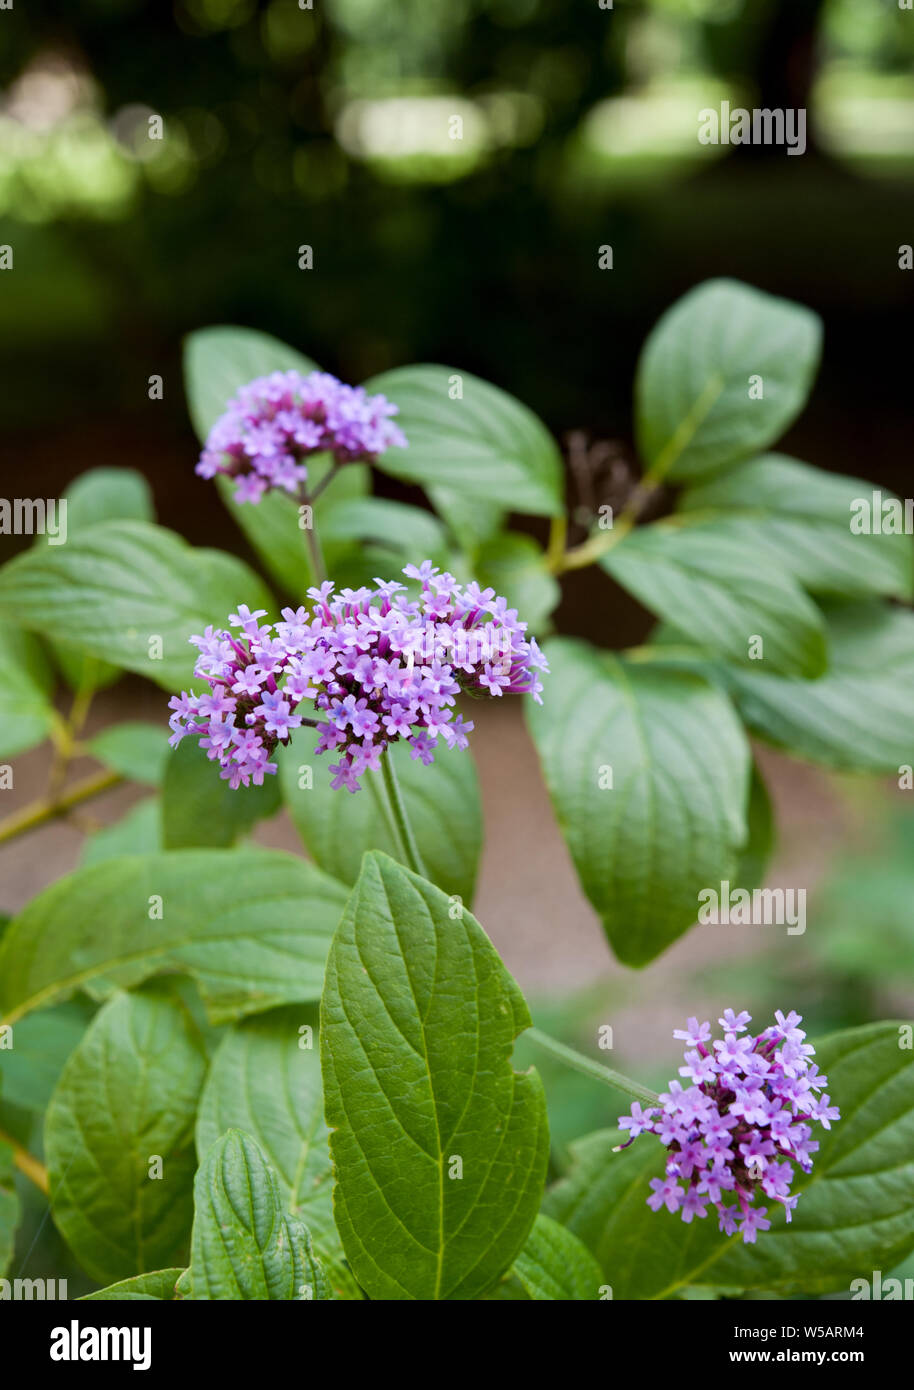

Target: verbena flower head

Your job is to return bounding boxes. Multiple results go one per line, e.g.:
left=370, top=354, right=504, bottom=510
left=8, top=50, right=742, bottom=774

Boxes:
left=196, top=369, right=408, bottom=503
left=168, top=562, right=548, bottom=791
left=620, top=1010, right=839, bottom=1245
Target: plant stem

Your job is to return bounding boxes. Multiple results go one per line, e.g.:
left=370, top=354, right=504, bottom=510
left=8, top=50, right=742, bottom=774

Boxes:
left=556, top=372, right=725, bottom=573
left=545, top=515, right=568, bottom=574
left=0, top=1128, right=49, bottom=1195
left=0, top=769, right=122, bottom=847
left=303, top=516, right=326, bottom=584
left=307, top=462, right=342, bottom=503
left=380, top=755, right=427, bottom=878
left=525, top=1028, right=660, bottom=1106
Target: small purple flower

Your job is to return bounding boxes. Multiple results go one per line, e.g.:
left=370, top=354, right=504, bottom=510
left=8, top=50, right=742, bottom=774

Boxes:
left=620, top=1009, right=839, bottom=1245
left=197, top=369, right=408, bottom=504
left=168, top=562, right=548, bottom=792
left=618, top=1102, right=658, bottom=1139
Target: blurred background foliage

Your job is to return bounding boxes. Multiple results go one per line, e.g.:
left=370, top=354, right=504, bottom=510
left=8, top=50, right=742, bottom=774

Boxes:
left=1, top=0, right=913, bottom=620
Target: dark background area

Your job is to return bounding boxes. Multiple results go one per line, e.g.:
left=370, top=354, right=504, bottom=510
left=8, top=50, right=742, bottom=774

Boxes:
left=1, top=0, right=913, bottom=648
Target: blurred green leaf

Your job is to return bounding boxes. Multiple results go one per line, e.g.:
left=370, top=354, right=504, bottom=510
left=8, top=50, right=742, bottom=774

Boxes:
left=603, top=518, right=828, bottom=678
left=365, top=364, right=564, bottom=517
left=87, top=721, right=169, bottom=786
left=526, top=638, right=750, bottom=966
left=43, top=467, right=156, bottom=693
left=183, top=326, right=319, bottom=442
left=80, top=798, right=163, bottom=867
left=636, top=279, right=821, bottom=482
left=0, top=997, right=95, bottom=1113
left=0, top=521, right=274, bottom=690
left=724, top=601, right=914, bottom=772
left=678, top=454, right=914, bottom=601
left=0, top=849, right=349, bottom=1027
left=474, top=531, right=560, bottom=632
left=161, top=737, right=280, bottom=849
left=0, top=620, right=56, bottom=759
left=279, top=727, right=481, bottom=905
left=0, top=1140, right=19, bottom=1278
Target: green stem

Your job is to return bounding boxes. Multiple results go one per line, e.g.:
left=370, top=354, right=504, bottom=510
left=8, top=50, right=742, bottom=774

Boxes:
left=0, top=1128, right=49, bottom=1195
left=525, top=1028, right=660, bottom=1106
left=380, top=755, right=427, bottom=878
left=297, top=482, right=327, bottom=584
left=0, top=769, right=122, bottom=847
left=557, top=371, right=725, bottom=574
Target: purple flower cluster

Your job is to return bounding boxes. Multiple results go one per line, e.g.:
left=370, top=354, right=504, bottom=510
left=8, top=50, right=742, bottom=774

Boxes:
left=620, top=1010, right=839, bottom=1245
left=196, top=369, right=408, bottom=503
left=167, top=562, right=548, bottom=791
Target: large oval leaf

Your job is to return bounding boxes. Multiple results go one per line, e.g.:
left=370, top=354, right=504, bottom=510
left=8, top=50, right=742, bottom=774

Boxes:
left=364, top=364, right=563, bottom=517
left=321, top=851, right=550, bottom=1300
left=678, top=454, right=914, bottom=601
left=602, top=519, right=827, bottom=678
left=0, top=520, right=273, bottom=689
left=44, top=988, right=207, bottom=1285
left=526, top=638, right=751, bottom=966
left=0, top=849, right=349, bottom=1026
left=635, top=279, right=821, bottom=482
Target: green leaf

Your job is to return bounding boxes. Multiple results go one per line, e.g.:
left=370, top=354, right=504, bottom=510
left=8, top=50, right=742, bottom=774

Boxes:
left=188, top=1130, right=330, bottom=1300
left=426, top=486, right=506, bottom=551
left=44, top=988, right=207, bottom=1285
left=544, top=1022, right=914, bottom=1298
left=183, top=326, right=320, bottom=442
left=0, top=621, right=56, bottom=758
left=43, top=467, right=156, bottom=693
left=196, top=1005, right=335, bottom=1253
left=635, top=279, right=822, bottom=482
left=321, top=495, right=449, bottom=563
left=279, top=729, right=481, bottom=905
left=512, top=1213, right=605, bottom=1300
left=602, top=519, right=827, bottom=678
left=87, top=721, right=169, bottom=786
left=0, top=1140, right=19, bottom=1277
left=474, top=532, right=560, bottom=633
left=321, top=851, right=549, bottom=1300
left=161, top=737, right=281, bottom=849
left=0, top=997, right=95, bottom=1112
left=80, top=798, right=162, bottom=867
left=724, top=601, right=914, bottom=772
left=364, top=364, right=564, bottom=517
left=81, top=1268, right=183, bottom=1301
left=678, top=454, right=914, bottom=601
left=0, top=521, right=274, bottom=689
left=58, top=467, right=155, bottom=532
left=526, top=639, right=750, bottom=966
left=0, top=849, right=350, bottom=1026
